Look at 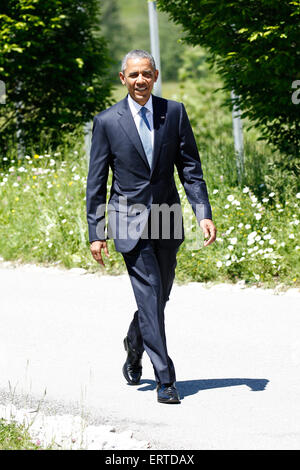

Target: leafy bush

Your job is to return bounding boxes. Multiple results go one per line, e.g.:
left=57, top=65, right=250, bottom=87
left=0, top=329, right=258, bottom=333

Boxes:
left=157, top=0, right=300, bottom=162
left=0, top=0, right=112, bottom=156
left=175, top=49, right=299, bottom=201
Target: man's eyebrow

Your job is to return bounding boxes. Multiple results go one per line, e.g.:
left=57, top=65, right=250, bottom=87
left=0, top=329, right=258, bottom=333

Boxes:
left=128, top=70, right=153, bottom=75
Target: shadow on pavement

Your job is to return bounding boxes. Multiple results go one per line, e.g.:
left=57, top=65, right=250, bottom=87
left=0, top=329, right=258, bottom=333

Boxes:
left=137, top=378, right=269, bottom=399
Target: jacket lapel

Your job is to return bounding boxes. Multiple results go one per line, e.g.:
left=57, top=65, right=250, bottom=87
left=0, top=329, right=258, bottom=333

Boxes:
left=151, top=95, right=167, bottom=176
left=117, top=96, right=151, bottom=171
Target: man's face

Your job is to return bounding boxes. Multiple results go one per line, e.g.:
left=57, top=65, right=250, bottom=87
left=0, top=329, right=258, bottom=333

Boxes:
left=119, top=58, right=159, bottom=105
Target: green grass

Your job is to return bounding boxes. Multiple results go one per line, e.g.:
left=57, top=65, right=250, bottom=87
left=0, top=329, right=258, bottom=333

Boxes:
left=0, top=418, right=41, bottom=450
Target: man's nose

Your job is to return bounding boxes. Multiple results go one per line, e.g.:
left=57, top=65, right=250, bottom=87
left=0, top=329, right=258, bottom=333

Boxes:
left=136, top=73, right=145, bottom=83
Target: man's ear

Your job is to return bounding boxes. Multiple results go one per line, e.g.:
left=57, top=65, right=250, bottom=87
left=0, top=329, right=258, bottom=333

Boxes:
left=119, top=71, right=125, bottom=85
left=154, top=70, right=159, bottom=82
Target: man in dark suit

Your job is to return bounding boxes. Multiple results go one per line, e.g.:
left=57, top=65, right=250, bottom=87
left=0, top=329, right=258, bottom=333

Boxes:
left=86, top=50, right=216, bottom=404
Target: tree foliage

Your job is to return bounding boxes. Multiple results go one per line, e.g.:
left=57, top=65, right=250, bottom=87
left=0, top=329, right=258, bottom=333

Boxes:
left=0, top=0, right=112, bottom=154
left=157, top=0, right=300, bottom=162
left=98, top=0, right=131, bottom=81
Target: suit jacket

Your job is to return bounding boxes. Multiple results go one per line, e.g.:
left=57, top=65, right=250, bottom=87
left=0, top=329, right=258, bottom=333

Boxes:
left=86, top=94, right=212, bottom=253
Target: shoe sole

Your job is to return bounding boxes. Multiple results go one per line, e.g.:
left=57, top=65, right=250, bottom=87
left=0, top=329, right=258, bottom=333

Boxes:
left=157, top=398, right=181, bottom=404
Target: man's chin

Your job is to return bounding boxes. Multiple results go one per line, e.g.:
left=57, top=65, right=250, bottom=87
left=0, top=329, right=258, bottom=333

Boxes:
left=133, top=92, right=150, bottom=103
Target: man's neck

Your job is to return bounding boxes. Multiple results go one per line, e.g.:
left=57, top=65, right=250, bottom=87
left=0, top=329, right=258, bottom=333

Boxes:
left=128, top=94, right=152, bottom=107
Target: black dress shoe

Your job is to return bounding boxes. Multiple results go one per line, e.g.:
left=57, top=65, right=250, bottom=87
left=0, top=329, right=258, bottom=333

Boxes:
left=122, top=336, right=143, bottom=385
left=157, top=383, right=181, bottom=404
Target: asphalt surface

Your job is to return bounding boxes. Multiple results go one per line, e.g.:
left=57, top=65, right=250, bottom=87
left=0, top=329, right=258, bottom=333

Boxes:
left=1, top=262, right=300, bottom=450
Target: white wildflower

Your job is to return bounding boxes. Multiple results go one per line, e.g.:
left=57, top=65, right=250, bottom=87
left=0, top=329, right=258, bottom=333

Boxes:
left=216, top=261, right=222, bottom=268
left=227, top=195, right=234, bottom=202
left=243, top=187, right=249, bottom=193
left=248, top=231, right=257, bottom=238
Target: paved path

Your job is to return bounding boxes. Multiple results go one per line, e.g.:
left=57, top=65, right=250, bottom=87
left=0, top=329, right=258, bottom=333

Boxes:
left=1, top=262, right=300, bottom=449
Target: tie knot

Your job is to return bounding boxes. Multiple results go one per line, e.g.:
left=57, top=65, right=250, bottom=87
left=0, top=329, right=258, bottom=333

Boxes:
left=140, top=106, right=147, bottom=117
left=139, top=106, right=151, bottom=131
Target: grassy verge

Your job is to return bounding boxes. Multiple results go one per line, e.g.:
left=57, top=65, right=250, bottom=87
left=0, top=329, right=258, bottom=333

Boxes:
left=0, top=418, right=42, bottom=450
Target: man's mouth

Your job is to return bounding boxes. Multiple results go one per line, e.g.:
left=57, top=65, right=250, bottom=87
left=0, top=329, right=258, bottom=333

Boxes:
left=135, top=87, right=147, bottom=92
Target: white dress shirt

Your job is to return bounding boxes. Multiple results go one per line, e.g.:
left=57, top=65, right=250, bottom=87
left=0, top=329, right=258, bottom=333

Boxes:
left=127, top=94, right=154, bottom=148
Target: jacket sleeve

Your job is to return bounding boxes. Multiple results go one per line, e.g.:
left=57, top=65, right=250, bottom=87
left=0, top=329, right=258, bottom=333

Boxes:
left=86, top=115, right=111, bottom=242
left=175, top=103, right=212, bottom=223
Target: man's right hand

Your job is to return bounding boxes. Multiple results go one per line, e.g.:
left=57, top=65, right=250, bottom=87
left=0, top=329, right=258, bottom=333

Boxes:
left=90, top=240, right=110, bottom=266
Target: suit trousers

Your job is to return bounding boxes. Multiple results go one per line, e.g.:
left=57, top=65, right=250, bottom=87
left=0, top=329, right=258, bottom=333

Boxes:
left=122, top=238, right=179, bottom=385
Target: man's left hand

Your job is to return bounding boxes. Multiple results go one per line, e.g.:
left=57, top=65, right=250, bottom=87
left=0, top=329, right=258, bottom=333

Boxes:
left=200, top=219, right=217, bottom=247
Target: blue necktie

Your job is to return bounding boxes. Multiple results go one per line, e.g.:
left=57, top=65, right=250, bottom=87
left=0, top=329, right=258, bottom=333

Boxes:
left=139, top=106, right=153, bottom=168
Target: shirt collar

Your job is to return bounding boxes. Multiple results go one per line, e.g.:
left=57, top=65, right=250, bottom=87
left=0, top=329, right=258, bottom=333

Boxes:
left=128, top=94, right=153, bottom=117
